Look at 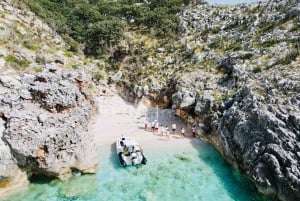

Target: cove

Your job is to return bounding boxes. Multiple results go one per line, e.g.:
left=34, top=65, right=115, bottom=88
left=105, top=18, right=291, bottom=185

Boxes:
left=0, top=139, right=270, bottom=201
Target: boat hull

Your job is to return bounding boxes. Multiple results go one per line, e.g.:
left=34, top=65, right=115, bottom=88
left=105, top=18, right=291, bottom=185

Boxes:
left=116, top=136, right=147, bottom=168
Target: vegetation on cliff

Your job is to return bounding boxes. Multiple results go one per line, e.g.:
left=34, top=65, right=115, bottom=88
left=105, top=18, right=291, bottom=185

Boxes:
left=1, top=0, right=299, bottom=201
left=22, top=0, right=192, bottom=55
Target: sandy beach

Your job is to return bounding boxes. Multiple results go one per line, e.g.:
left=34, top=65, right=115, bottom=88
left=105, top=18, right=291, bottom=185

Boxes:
left=89, top=89, right=197, bottom=152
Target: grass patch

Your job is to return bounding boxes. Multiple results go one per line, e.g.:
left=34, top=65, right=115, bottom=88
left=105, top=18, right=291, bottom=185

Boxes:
left=225, top=43, right=242, bottom=51
left=276, top=49, right=299, bottom=65
left=5, top=54, right=30, bottom=70
left=71, top=64, right=79, bottom=69
left=260, top=39, right=280, bottom=48
left=252, top=66, right=262, bottom=73
left=22, top=40, right=38, bottom=50
left=34, top=67, right=43, bottom=73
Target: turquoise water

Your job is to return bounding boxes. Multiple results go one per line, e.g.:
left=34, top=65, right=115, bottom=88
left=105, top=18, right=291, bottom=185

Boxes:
left=1, top=140, right=270, bottom=201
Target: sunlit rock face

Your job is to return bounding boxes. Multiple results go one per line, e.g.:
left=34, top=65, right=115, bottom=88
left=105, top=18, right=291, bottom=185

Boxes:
left=0, top=66, right=98, bottom=182
left=166, top=1, right=300, bottom=201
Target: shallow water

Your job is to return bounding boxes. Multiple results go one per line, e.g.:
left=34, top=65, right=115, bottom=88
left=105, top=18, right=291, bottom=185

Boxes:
left=1, top=139, right=270, bottom=201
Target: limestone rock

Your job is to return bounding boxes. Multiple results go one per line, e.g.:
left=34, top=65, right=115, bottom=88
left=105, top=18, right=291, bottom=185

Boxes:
left=195, top=93, right=215, bottom=115
left=0, top=58, right=5, bottom=69
left=0, top=76, right=21, bottom=89
left=111, top=70, right=122, bottom=82
left=172, top=90, right=196, bottom=109
left=0, top=66, right=98, bottom=182
left=0, top=119, right=28, bottom=197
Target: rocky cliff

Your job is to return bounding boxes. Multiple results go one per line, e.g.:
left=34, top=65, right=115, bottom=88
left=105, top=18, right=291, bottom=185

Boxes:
left=174, top=2, right=300, bottom=201
left=113, top=1, right=299, bottom=201
left=0, top=0, right=299, bottom=200
left=0, top=0, right=98, bottom=196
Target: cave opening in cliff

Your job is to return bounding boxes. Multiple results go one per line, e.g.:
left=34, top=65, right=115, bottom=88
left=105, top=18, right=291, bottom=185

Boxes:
left=28, top=173, right=57, bottom=184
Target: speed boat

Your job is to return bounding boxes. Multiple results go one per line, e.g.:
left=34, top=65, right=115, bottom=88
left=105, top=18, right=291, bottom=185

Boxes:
left=116, top=135, right=147, bottom=168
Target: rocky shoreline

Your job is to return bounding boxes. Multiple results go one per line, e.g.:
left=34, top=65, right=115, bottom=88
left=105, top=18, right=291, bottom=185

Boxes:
left=117, top=1, right=299, bottom=201
left=0, top=0, right=299, bottom=201
left=0, top=65, right=98, bottom=196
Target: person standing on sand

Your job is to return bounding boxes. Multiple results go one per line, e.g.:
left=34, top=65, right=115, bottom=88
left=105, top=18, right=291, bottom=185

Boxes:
left=144, top=120, right=148, bottom=131
left=192, top=125, right=196, bottom=137
left=160, top=124, right=164, bottom=136
left=181, top=127, right=185, bottom=138
left=154, top=120, right=159, bottom=134
left=172, top=123, right=176, bottom=135
left=151, top=121, right=155, bottom=133
left=166, top=126, right=170, bottom=140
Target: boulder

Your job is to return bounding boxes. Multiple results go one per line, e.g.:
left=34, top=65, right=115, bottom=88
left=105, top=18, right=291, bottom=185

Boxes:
left=172, top=90, right=196, bottom=109
left=0, top=119, right=28, bottom=197
left=0, top=58, right=5, bottom=69
left=0, top=67, right=98, bottom=183
left=111, top=70, right=122, bottom=82
left=0, top=76, right=21, bottom=89
left=195, top=93, right=215, bottom=115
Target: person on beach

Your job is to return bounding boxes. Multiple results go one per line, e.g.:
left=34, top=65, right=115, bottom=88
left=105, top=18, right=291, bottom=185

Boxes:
left=144, top=120, right=148, bottom=131
left=181, top=127, right=185, bottom=138
left=192, top=125, right=196, bottom=137
left=160, top=124, right=165, bottom=136
left=151, top=121, right=155, bottom=133
left=123, top=145, right=130, bottom=156
left=172, top=123, right=176, bottom=135
left=166, top=126, right=170, bottom=140
left=154, top=120, right=159, bottom=134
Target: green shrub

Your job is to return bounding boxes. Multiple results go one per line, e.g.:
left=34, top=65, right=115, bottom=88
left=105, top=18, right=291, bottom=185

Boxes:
left=71, top=64, right=79, bottom=69
left=276, top=49, right=299, bottom=65
left=85, top=19, right=126, bottom=55
left=23, top=0, right=186, bottom=56
left=22, top=40, right=38, bottom=50
left=260, top=40, right=280, bottom=48
left=35, top=55, right=46, bottom=64
left=225, top=43, right=242, bottom=51
left=5, top=55, right=30, bottom=70
left=93, top=70, right=105, bottom=81
left=34, top=67, right=43, bottom=73
left=252, top=66, right=261, bottom=73
left=240, top=52, right=253, bottom=60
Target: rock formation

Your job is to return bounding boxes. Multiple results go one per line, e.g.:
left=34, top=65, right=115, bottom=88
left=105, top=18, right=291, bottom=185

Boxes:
left=0, top=0, right=298, bottom=201
left=0, top=65, right=98, bottom=188
left=0, top=0, right=98, bottom=195
left=169, top=1, right=300, bottom=201
left=115, top=1, right=299, bottom=201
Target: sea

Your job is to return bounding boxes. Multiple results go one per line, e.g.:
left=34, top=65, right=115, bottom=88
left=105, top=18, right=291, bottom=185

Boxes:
left=1, top=139, right=270, bottom=201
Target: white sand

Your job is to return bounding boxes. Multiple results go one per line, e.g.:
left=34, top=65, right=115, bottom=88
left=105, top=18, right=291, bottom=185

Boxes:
left=89, top=89, right=197, bottom=152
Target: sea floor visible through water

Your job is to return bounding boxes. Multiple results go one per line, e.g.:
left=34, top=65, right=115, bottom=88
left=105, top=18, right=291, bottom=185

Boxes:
left=1, top=139, right=271, bottom=201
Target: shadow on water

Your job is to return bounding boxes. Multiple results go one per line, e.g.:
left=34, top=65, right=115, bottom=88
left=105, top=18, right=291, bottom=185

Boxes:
left=28, top=174, right=57, bottom=184
left=109, top=142, right=121, bottom=170
left=189, top=138, right=272, bottom=201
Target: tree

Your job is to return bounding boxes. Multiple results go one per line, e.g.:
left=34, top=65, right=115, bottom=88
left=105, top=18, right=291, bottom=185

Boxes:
left=85, top=19, right=126, bottom=55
